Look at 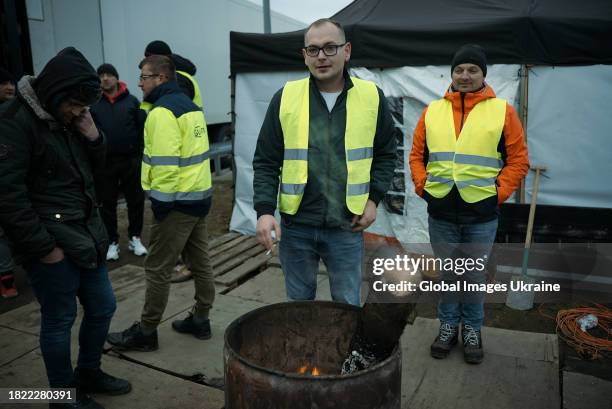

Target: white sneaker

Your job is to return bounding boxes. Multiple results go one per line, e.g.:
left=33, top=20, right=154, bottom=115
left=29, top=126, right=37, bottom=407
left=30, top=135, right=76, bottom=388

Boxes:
left=128, top=236, right=148, bottom=256
left=106, top=242, right=120, bottom=261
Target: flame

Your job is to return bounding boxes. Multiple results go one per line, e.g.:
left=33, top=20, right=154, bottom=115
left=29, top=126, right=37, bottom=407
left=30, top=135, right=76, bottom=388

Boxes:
left=297, top=365, right=321, bottom=376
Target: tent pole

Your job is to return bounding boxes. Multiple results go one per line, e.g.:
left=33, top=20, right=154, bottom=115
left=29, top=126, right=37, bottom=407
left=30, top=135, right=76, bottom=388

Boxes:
left=230, top=75, right=237, bottom=201
left=517, top=64, right=530, bottom=204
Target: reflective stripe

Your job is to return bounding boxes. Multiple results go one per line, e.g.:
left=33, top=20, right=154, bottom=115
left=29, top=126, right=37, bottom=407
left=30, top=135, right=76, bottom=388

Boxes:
left=284, top=149, right=308, bottom=161
left=455, top=177, right=497, bottom=189
left=428, top=152, right=455, bottom=162
left=179, top=152, right=210, bottom=167
left=347, top=147, right=373, bottom=161
left=148, top=189, right=212, bottom=202
left=143, top=153, right=210, bottom=167
left=347, top=183, right=370, bottom=196
left=427, top=174, right=454, bottom=185
left=281, top=183, right=305, bottom=195
left=143, top=155, right=179, bottom=166
left=454, top=154, right=503, bottom=169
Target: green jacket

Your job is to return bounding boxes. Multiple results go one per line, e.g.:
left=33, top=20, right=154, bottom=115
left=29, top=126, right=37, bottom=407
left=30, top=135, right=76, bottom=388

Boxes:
left=253, top=73, right=397, bottom=227
left=0, top=76, right=108, bottom=268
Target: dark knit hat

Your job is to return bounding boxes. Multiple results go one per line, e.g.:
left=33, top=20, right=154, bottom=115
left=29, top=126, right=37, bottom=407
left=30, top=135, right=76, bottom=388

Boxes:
left=145, top=40, right=172, bottom=57
left=451, top=44, right=487, bottom=77
left=97, top=63, right=119, bottom=79
left=0, top=67, right=15, bottom=84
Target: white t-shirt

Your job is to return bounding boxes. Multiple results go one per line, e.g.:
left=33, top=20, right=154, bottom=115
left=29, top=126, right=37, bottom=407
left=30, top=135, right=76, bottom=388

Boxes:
left=320, top=91, right=342, bottom=112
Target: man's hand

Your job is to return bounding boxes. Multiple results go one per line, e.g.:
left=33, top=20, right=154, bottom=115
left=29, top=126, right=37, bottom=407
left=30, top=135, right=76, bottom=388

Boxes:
left=351, top=199, right=377, bottom=232
left=40, top=247, right=65, bottom=264
left=73, top=109, right=100, bottom=141
left=256, top=215, right=281, bottom=251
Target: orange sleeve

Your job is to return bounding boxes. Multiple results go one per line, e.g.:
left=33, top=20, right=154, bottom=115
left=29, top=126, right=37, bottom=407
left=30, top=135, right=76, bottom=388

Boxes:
left=409, top=107, right=428, bottom=197
left=496, top=104, right=529, bottom=204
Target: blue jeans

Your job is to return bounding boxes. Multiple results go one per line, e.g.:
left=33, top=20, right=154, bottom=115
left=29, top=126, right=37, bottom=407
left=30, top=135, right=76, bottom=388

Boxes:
left=428, top=216, right=498, bottom=330
left=279, top=219, right=363, bottom=306
left=26, top=259, right=116, bottom=387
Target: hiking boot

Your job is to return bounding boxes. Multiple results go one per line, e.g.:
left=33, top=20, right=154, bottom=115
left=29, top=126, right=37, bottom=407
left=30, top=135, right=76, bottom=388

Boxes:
left=170, top=264, right=193, bottom=283
left=172, top=312, right=211, bottom=340
left=462, top=324, right=484, bottom=364
left=49, top=390, right=104, bottom=409
left=107, top=322, right=158, bottom=352
left=74, top=367, right=132, bottom=395
left=128, top=236, right=148, bottom=256
left=106, top=243, right=119, bottom=261
left=0, top=274, right=18, bottom=298
left=430, top=322, right=458, bottom=359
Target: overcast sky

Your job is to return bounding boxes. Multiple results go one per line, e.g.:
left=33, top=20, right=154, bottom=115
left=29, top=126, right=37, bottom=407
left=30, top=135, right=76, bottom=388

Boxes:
left=247, top=0, right=354, bottom=25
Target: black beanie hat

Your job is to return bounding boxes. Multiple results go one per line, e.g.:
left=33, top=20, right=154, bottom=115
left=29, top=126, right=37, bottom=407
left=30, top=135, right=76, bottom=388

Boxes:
left=451, top=44, right=487, bottom=77
left=145, top=40, right=172, bottom=57
left=97, top=63, right=119, bottom=79
left=0, top=67, right=15, bottom=84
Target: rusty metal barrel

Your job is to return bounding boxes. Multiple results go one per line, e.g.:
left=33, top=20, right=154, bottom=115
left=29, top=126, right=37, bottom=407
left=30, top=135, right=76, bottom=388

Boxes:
left=224, top=301, right=401, bottom=409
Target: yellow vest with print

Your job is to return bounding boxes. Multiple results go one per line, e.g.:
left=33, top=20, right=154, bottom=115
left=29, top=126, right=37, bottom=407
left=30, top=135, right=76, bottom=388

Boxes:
left=278, top=77, right=379, bottom=215
left=140, top=71, right=202, bottom=112
left=424, top=97, right=506, bottom=203
left=141, top=105, right=211, bottom=203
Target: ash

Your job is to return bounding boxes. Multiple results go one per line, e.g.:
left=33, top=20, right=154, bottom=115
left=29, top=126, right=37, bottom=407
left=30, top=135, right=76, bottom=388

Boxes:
left=341, top=335, right=381, bottom=374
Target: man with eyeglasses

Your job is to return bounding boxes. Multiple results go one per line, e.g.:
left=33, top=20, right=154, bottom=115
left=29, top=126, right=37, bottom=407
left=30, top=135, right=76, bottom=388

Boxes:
left=107, top=55, right=216, bottom=351
left=253, top=18, right=396, bottom=305
left=0, top=47, right=131, bottom=408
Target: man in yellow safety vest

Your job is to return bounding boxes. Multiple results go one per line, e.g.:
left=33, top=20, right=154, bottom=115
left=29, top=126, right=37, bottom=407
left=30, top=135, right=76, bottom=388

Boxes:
left=410, top=44, right=529, bottom=364
left=253, top=19, right=397, bottom=306
left=107, top=55, right=215, bottom=351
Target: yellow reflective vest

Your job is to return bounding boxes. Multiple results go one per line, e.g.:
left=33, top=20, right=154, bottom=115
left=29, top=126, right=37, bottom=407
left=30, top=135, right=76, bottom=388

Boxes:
left=177, top=70, right=203, bottom=108
left=140, top=71, right=202, bottom=112
left=141, top=88, right=211, bottom=204
left=424, top=97, right=506, bottom=203
left=278, top=77, right=379, bottom=215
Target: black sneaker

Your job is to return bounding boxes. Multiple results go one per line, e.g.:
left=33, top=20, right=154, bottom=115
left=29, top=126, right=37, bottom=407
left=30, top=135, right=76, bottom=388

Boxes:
left=74, top=367, right=132, bottom=395
left=172, top=313, right=211, bottom=340
left=49, top=390, right=104, bottom=408
left=462, top=324, right=484, bottom=364
left=430, top=322, right=458, bottom=359
left=107, top=322, right=158, bottom=351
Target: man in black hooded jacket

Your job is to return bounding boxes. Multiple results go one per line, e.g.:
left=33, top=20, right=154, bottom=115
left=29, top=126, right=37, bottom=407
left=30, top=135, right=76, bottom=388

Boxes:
left=0, top=47, right=131, bottom=409
left=143, top=40, right=202, bottom=108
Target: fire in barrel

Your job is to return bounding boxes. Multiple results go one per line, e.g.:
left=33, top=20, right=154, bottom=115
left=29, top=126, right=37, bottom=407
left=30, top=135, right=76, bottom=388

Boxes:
left=224, top=301, right=402, bottom=409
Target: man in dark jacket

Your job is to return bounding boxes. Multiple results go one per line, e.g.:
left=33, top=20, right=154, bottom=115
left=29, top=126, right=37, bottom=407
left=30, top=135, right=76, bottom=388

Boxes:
left=0, top=67, right=18, bottom=298
left=0, top=47, right=131, bottom=408
left=91, top=63, right=147, bottom=262
left=0, top=66, right=16, bottom=107
left=143, top=40, right=202, bottom=108
left=253, top=19, right=396, bottom=306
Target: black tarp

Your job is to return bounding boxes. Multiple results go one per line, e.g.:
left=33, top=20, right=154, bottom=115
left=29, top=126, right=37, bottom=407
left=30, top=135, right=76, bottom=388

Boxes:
left=230, top=0, right=612, bottom=74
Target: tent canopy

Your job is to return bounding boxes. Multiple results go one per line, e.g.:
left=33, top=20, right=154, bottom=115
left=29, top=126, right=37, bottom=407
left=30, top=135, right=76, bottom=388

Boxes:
left=230, top=0, right=612, bottom=74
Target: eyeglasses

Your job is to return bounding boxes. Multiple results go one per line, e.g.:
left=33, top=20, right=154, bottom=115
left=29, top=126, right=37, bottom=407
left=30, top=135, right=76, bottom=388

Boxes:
left=303, top=43, right=347, bottom=57
left=139, top=74, right=160, bottom=81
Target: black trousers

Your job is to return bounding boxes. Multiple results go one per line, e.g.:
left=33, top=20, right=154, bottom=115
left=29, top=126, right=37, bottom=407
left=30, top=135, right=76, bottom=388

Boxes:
left=95, top=154, right=144, bottom=243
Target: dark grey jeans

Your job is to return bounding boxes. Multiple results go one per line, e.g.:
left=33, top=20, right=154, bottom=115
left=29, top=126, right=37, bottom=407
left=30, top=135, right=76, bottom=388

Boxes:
left=0, top=227, right=15, bottom=273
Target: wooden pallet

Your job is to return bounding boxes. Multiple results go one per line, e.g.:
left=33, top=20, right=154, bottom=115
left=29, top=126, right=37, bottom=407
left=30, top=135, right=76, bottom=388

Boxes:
left=208, top=232, right=272, bottom=289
